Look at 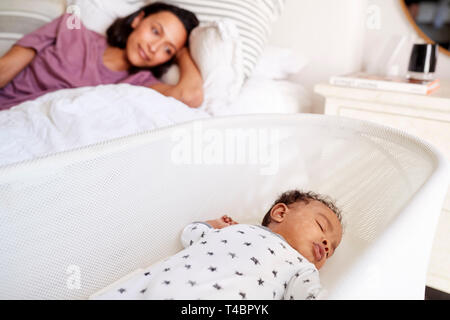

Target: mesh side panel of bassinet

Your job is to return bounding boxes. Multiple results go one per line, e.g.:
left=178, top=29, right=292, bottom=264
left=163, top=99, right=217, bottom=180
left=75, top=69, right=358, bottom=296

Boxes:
left=0, top=114, right=438, bottom=299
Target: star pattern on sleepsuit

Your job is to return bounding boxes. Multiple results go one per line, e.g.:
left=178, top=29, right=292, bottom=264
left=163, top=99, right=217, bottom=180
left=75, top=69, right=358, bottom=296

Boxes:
left=102, top=223, right=322, bottom=300
left=187, top=280, right=196, bottom=287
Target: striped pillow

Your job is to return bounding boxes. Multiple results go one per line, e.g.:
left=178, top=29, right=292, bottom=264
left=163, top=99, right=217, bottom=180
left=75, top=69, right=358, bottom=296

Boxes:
left=157, top=0, right=285, bottom=79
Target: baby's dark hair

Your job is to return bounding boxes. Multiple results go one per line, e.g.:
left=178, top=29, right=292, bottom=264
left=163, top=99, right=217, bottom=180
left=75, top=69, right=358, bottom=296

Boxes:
left=261, top=190, right=343, bottom=227
left=106, top=2, right=199, bottom=77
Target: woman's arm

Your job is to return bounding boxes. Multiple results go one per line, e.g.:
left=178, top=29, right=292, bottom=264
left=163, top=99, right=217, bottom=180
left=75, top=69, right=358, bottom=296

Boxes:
left=150, top=47, right=204, bottom=108
left=0, top=45, right=36, bottom=88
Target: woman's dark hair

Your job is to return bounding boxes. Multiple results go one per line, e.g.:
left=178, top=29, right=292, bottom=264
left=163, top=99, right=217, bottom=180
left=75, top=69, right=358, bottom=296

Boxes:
left=106, top=2, right=199, bottom=77
left=261, top=190, right=343, bottom=229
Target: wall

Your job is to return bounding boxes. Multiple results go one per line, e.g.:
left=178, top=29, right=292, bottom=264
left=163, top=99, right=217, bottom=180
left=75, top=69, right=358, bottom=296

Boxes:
left=269, top=0, right=450, bottom=114
left=269, top=0, right=368, bottom=113
left=363, top=0, right=450, bottom=80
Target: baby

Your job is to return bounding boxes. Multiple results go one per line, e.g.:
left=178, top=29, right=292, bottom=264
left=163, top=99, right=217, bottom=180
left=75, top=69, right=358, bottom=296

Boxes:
left=93, top=190, right=343, bottom=300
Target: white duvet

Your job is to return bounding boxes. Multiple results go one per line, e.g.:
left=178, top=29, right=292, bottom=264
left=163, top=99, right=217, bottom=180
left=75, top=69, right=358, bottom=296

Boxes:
left=0, top=84, right=210, bottom=167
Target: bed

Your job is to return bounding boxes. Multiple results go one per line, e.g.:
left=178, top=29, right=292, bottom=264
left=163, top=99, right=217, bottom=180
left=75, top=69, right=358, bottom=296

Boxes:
left=0, top=0, right=311, bottom=166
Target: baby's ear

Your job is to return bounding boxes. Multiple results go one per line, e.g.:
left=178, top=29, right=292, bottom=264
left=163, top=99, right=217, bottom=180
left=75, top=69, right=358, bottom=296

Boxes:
left=269, top=203, right=288, bottom=223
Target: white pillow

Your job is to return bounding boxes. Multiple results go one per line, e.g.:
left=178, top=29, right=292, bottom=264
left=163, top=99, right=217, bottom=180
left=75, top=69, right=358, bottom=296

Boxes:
left=157, top=0, right=286, bottom=79
left=66, top=0, right=147, bottom=35
left=68, top=0, right=286, bottom=79
left=223, top=78, right=312, bottom=116
left=252, top=46, right=309, bottom=80
left=69, top=0, right=245, bottom=115
left=162, top=20, right=244, bottom=115
left=190, top=20, right=244, bottom=115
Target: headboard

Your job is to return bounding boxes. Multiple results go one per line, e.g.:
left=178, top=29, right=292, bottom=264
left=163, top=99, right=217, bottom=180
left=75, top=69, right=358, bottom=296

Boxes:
left=0, top=0, right=66, bottom=56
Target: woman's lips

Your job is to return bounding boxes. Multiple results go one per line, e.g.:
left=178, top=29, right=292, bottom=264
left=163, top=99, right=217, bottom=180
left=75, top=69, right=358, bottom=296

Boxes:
left=313, top=243, right=325, bottom=261
left=138, top=45, right=149, bottom=61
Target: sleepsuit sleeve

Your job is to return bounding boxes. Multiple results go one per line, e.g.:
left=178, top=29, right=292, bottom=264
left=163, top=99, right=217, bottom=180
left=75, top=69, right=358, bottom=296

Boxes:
left=180, top=222, right=214, bottom=248
left=283, top=267, right=327, bottom=300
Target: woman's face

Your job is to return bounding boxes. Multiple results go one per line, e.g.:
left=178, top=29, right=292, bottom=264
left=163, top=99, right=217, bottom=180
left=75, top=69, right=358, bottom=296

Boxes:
left=126, top=11, right=187, bottom=67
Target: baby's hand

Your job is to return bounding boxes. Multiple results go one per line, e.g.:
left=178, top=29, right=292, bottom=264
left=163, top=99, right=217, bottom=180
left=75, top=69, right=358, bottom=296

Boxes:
left=206, top=215, right=238, bottom=229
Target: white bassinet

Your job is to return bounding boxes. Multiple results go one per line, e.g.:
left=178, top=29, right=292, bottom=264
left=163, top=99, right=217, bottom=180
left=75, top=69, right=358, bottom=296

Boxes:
left=0, top=114, right=448, bottom=300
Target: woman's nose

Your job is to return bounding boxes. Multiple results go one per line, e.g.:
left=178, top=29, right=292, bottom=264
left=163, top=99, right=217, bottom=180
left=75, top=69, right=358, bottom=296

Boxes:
left=148, top=43, right=157, bottom=53
left=148, top=39, right=162, bottom=53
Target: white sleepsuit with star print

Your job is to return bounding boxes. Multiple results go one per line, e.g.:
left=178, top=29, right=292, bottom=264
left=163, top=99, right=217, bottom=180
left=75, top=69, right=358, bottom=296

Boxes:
left=93, top=223, right=325, bottom=300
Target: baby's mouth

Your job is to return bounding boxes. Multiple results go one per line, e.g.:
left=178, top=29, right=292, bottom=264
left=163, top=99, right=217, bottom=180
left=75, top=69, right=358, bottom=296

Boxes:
left=313, top=243, right=325, bottom=262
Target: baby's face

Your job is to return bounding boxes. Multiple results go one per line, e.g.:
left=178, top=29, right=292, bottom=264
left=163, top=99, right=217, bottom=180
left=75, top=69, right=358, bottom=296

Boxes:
left=268, top=200, right=342, bottom=270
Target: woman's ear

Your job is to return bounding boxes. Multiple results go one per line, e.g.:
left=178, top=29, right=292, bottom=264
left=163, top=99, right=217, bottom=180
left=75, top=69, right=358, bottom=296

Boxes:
left=131, top=11, right=145, bottom=29
left=269, top=203, right=288, bottom=223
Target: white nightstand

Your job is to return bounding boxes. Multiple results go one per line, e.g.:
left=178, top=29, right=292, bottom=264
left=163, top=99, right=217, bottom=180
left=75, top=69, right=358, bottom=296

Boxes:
left=315, top=80, right=450, bottom=294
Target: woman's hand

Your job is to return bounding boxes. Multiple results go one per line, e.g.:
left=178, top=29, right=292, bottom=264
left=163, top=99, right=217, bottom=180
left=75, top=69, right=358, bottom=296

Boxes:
left=150, top=47, right=203, bottom=108
left=0, top=45, right=36, bottom=88
left=206, top=215, right=238, bottom=229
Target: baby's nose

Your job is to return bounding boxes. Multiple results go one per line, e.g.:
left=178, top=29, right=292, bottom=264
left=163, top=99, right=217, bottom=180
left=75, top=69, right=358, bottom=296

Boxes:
left=322, top=239, right=329, bottom=254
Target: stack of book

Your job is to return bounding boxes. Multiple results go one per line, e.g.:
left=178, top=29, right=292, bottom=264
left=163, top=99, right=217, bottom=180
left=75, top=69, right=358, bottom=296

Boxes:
left=329, top=72, right=440, bottom=95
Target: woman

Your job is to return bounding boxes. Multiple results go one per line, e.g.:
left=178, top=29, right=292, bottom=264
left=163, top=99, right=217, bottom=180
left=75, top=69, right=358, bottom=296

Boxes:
left=0, top=2, right=203, bottom=110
